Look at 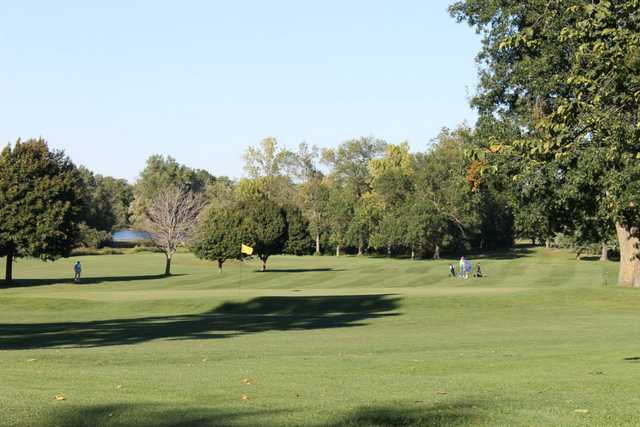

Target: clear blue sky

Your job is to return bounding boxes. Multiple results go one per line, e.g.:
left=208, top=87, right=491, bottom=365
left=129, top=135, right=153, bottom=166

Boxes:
left=0, top=1, right=480, bottom=182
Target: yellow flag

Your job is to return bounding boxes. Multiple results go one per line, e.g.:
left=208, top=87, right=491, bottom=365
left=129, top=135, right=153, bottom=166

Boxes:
left=241, top=244, right=253, bottom=255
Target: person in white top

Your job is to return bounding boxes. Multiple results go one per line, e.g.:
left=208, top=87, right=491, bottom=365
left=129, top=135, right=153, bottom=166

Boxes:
left=459, top=257, right=467, bottom=279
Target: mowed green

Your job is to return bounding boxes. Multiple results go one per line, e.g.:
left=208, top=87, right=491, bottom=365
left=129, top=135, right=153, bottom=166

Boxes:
left=1, top=248, right=639, bottom=426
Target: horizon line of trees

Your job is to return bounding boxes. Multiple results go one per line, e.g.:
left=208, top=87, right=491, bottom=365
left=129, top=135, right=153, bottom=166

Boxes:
left=4, top=1, right=639, bottom=285
left=0, top=128, right=518, bottom=281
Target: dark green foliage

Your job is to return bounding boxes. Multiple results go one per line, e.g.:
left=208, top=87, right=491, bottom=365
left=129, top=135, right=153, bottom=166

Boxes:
left=77, top=166, right=133, bottom=232
left=0, top=139, right=84, bottom=282
left=240, top=197, right=288, bottom=271
left=322, top=137, right=387, bottom=254
left=131, top=155, right=215, bottom=224
left=413, top=128, right=483, bottom=253
left=283, top=205, right=314, bottom=256
left=451, top=0, right=640, bottom=285
left=76, top=223, right=113, bottom=249
left=191, top=206, right=244, bottom=271
left=326, top=184, right=355, bottom=255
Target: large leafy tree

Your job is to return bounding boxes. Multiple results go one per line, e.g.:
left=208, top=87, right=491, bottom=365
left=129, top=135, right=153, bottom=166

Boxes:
left=368, top=143, right=415, bottom=255
left=415, top=128, right=483, bottom=254
left=0, top=139, right=84, bottom=282
left=240, top=196, right=288, bottom=271
left=192, top=205, right=244, bottom=272
left=325, top=182, right=355, bottom=256
left=131, top=155, right=214, bottom=225
left=283, top=205, right=314, bottom=256
left=451, top=0, right=640, bottom=286
left=76, top=166, right=133, bottom=248
left=242, top=137, right=295, bottom=204
left=289, top=143, right=330, bottom=255
left=322, top=137, right=387, bottom=254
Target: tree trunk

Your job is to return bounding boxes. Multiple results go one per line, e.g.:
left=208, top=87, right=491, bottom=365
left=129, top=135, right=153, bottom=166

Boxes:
left=545, top=239, right=551, bottom=249
left=5, top=252, right=13, bottom=282
left=357, top=238, right=363, bottom=256
left=261, top=256, right=268, bottom=272
left=218, top=259, right=223, bottom=273
left=433, top=244, right=440, bottom=260
left=315, top=232, right=321, bottom=256
left=164, top=256, right=172, bottom=276
left=411, top=247, right=415, bottom=260
left=387, top=245, right=391, bottom=257
left=336, top=245, right=341, bottom=257
left=616, top=223, right=640, bottom=287
left=600, top=241, right=609, bottom=262
left=531, top=237, right=536, bottom=246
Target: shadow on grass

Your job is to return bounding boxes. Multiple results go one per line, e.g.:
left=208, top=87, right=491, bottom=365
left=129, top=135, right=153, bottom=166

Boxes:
left=35, top=401, right=479, bottom=427
left=459, top=245, right=534, bottom=261
left=255, top=268, right=344, bottom=273
left=367, top=244, right=534, bottom=262
left=579, top=256, right=601, bottom=261
left=0, top=274, right=184, bottom=288
left=36, top=403, right=288, bottom=427
left=328, top=402, right=481, bottom=426
left=0, top=294, right=401, bottom=350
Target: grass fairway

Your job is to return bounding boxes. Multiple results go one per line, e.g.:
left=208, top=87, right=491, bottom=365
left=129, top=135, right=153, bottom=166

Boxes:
left=1, top=247, right=639, bottom=426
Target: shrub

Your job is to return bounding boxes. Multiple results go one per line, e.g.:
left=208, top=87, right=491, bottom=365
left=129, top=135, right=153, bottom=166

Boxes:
left=70, top=247, right=124, bottom=256
left=76, top=224, right=113, bottom=249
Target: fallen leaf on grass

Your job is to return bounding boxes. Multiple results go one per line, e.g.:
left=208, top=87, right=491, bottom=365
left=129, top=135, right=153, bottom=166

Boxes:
left=435, top=391, right=448, bottom=395
left=241, top=378, right=255, bottom=385
left=240, top=394, right=249, bottom=401
left=54, top=395, right=65, bottom=401
left=574, top=409, right=589, bottom=414
left=116, top=385, right=123, bottom=389
left=27, top=359, right=36, bottom=362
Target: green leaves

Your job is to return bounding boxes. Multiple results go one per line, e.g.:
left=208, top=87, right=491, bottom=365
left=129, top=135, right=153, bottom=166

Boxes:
left=453, top=0, right=640, bottom=282
left=0, top=139, right=84, bottom=280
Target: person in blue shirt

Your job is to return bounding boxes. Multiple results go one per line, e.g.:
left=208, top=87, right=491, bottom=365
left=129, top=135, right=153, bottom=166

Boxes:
left=73, top=261, right=82, bottom=283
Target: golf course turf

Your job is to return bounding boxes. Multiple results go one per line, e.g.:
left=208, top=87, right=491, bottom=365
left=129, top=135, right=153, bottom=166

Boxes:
left=1, top=247, right=639, bottom=426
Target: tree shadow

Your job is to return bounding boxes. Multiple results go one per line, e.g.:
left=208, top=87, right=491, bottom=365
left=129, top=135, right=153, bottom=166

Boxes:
left=327, top=402, right=481, bottom=426
left=34, top=401, right=480, bottom=427
left=0, top=274, right=185, bottom=289
left=255, top=268, right=343, bottom=273
left=454, top=245, right=534, bottom=261
left=0, top=294, right=401, bottom=350
left=35, top=403, right=288, bottom=427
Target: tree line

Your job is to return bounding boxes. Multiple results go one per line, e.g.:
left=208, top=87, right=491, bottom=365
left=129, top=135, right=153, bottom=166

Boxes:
left=0, top=129, right=515, bottom=281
